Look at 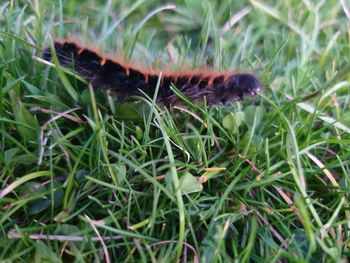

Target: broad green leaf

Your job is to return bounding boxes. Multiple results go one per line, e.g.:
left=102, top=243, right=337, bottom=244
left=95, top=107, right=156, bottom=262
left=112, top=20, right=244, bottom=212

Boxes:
left=222, top=111, right=245, bottom=134
left=55, top=224, right=80, bottom=235
left=115, top=103, right=142, bottom=120
left=9, top=85, right=39, bottom=142
left=178, top=171, right=203, bottom=194
left=244, top=106, right=266, bottom=128
left=34, top=240, right=61, bottom=263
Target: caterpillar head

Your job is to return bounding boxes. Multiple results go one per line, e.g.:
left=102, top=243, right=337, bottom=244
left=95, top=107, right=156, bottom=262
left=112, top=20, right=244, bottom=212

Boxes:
left=220, top=73, right=261, bottom=104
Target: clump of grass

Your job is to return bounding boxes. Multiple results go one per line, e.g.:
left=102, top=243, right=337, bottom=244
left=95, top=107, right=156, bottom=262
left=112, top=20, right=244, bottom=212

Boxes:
left=1, top=0, right=350, bottom=262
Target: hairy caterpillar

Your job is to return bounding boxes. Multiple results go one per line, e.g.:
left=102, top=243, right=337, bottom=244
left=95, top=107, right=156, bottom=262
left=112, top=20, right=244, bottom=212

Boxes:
left=43, top=40, right=261, bottom=105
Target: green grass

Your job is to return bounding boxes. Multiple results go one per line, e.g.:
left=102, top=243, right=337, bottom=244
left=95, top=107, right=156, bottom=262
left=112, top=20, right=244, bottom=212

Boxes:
left=1, top=0, right=350, bottom=261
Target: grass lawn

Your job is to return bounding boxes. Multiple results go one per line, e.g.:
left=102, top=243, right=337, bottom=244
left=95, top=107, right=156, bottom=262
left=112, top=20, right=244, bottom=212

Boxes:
left=1, top=0, right=350, bottom=262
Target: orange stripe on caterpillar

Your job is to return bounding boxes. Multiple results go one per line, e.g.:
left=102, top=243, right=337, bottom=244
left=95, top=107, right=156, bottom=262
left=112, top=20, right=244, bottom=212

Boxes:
left=42, top=39, right=262, bottom=105
left=100, top=58, right=107, bottom=66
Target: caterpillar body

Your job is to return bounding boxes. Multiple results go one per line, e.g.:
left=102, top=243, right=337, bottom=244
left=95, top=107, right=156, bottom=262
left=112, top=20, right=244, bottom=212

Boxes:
left=43, top=40, right=261, bottom=105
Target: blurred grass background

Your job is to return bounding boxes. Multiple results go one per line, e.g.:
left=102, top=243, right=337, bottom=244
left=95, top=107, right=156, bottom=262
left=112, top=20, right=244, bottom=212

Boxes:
left=1, top=0, right=350, bottom=261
